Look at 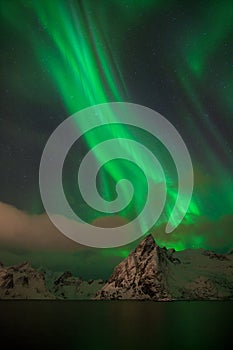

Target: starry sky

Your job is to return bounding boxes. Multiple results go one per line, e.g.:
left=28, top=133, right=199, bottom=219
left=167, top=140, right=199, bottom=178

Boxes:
left=0, top=0, right=232, bottom=278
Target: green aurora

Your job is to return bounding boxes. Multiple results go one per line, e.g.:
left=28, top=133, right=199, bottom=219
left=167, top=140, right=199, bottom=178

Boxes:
left=0, top=0, right=232, bottom=275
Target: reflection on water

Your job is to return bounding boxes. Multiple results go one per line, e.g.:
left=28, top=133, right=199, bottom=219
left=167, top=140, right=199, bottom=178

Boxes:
left=0, top=301, right=232, bottom=349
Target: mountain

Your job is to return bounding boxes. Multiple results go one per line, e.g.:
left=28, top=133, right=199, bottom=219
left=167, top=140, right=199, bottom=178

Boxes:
left=51, top=271, right=105, bottom=299
left=0, top=262, right=105, bottom=300
left=1, top=235, right=232, bottom=300
left=95, top=235, right=233, bottom=300
left=0, top=261, right=54, bottom=299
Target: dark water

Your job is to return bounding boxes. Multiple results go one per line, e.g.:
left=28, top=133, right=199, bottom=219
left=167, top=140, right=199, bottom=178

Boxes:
left=0, top=301, right=232, bottom=349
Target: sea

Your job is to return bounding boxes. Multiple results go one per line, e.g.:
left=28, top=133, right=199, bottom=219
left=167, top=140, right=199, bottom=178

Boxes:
left=0, top=301, right=232, bottom=349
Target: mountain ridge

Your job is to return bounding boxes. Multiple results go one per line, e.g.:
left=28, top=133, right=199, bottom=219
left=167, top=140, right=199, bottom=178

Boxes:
left=1, top=234, right=232, bottom=300
left=95, top=234, right=233, bottom=300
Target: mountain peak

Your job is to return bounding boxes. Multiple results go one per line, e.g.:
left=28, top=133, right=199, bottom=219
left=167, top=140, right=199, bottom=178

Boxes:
left=96, top=234, right=171, bottom=300
left=96, top=233, right=233, bottom=301
left=136, top=233, right=156, bottom=251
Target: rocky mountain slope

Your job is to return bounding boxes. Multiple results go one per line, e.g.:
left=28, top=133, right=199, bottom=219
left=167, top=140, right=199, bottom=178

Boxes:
left=0, top=261, right=54, bottom=299
left=51, top=271, right=105, bottom=299
left=96, top=235, right=233, bottom=300
left=0, top=262, right=104, bottom=300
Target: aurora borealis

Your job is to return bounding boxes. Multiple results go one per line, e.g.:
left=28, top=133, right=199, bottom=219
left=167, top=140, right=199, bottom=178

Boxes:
left=0, top=0, right=232, bottom=277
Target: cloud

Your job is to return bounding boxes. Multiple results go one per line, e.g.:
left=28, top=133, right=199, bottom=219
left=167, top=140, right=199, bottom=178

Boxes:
left=0, top=202, right=131, bottom=277
left=0, top=202, right=131, bottom=251
left=0, top=201, right=81, bottom=251
left=92, top=216, right=128, bottom=228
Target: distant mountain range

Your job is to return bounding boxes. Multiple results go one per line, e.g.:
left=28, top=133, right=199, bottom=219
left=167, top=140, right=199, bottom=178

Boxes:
left=0, top=261, right=105, bottom=300
left=1, top=235, right=233, bottom=300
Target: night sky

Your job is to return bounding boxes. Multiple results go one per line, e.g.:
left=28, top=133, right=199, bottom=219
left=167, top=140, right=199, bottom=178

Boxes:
left=0, top=0, right=232, bottom=278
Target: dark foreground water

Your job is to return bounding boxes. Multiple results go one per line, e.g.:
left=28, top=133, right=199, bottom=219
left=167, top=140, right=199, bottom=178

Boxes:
left=0, top=301, right=232, bottom=349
